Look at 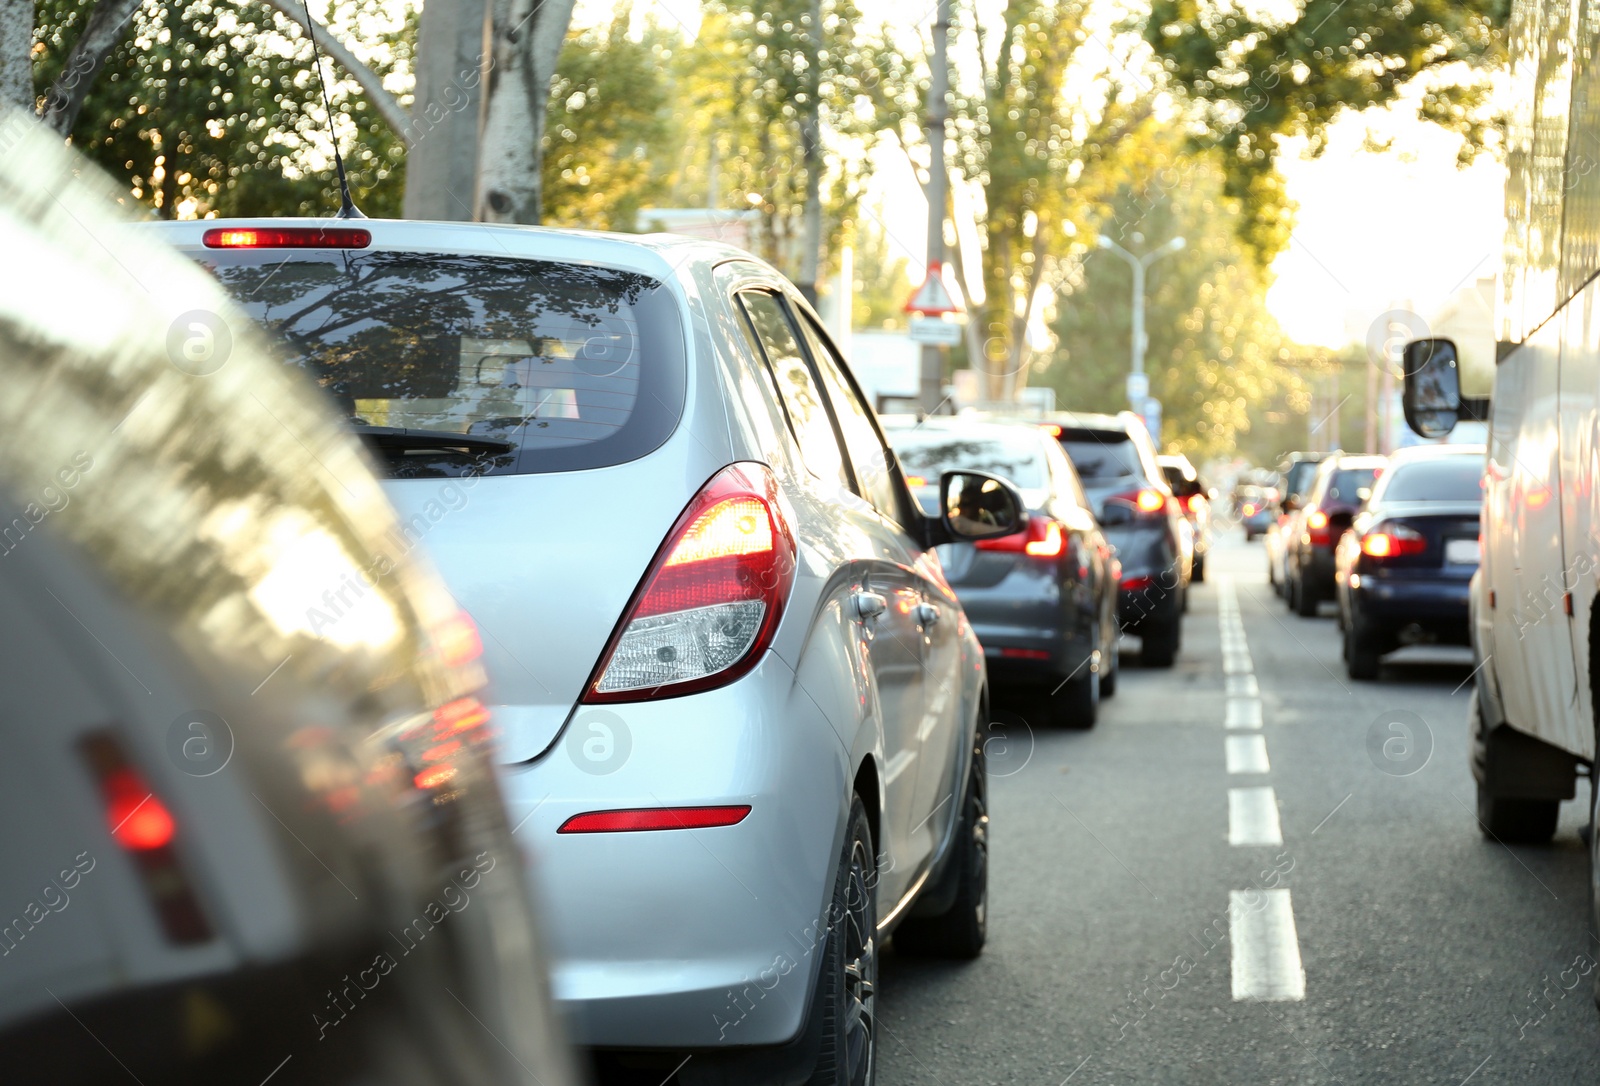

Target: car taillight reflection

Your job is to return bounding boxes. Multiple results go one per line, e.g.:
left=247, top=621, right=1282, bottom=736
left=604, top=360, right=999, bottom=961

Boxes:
left=975, top=517, right=1065, bottom=558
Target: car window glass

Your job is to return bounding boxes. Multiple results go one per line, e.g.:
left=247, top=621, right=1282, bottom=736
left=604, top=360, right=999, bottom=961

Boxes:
left=892, top=433, right=1047, bottom=490
left=1375, top=457, right=1484, bottom=502
left=1057, top=431, right=1142, bottom=480
left=1045, top=443, right=1086, bottom=509
left=1327, top=468, right=1379, bottom=503
left=737, top=292, right=848, bottom=488
left=796, top=313, right=905, bottom=522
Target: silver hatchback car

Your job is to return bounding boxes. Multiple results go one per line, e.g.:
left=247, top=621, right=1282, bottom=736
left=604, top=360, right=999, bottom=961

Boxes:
left=148, top=219, right=1022, bottom=1085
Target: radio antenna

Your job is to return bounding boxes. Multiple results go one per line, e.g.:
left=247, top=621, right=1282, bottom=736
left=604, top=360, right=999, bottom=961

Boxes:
left=298, top=0, right=364, bottom=219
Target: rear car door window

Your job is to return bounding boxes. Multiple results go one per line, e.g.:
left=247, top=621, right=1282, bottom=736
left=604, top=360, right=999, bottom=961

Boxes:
left=1058, top=430, right=1142, bottom=481
left=796, top=313, right=906, bottom=523
left=737, top=292, right=849, bottom=488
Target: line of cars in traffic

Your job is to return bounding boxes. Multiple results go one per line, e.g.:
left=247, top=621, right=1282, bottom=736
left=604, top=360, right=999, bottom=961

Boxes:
left=1254, top=445, right=1486, bottom=683
left=2, top=126, right=1198, bottom=1086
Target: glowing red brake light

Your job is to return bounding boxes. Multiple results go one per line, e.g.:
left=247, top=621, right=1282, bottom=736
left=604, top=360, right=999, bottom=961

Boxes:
left=1361, top=524, right=1426, bottom=558
left=583, top=464, right=795, bottom=702
left=975, top=516, right=1064, bottom=558
left=1040, top=423, right=1063, bottom=437
left=202, top=226, right=372, bottom=249
left=557, top=805, right=752, bottom=833
left=1108, top=488, right=1169, bottom=519
left=104, top=768, right=176, bottom=850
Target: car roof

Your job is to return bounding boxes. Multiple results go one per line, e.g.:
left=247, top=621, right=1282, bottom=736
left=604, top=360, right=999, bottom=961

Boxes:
left=1325, top=453, right=1388, bottom=469
left=137, top=216, right=767, bottom=284
left=1386, top=442, right=1487, bottom=461
left=884, top=418, right=1049, bottom=446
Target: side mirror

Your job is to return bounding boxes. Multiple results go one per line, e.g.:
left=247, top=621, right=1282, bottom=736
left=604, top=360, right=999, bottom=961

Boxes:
left=1098, top=502, right=1134, bottom=527
left=1402, top=337, right=1461, bottom=439
left=939, top=471, right=1026, bottom=542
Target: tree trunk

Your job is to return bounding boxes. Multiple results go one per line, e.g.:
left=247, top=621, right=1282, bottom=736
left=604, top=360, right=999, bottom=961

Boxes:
left=795, top=0, right=823, bottom=304
left=0, top=0, right=31, bottom=112
left=36, top=0, right=141, bottom=134
left=478, top=0, right=576, bottom=225
left=405, top=0, right=492, bottom=220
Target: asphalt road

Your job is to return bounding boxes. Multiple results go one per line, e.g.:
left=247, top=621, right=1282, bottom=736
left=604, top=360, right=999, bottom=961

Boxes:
left=877, top=533, right=1600, bottom=1086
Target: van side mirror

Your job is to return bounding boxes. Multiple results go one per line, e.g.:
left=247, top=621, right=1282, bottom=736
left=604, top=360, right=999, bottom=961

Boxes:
left=1402, top=338, right=1461, bottom=439
left=939, top=471, right=1026, bottom=542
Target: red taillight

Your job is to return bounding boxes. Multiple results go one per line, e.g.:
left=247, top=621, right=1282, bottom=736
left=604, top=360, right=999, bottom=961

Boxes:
left=1242, top=502, right=1258, bottom=516
left=1180, top=493, right=1203, bottom=513
left=975, top=516, right=1064, bottom=558
left=583, top=464, right=796, bottom=702
left=203, top=226, right=372, bottom=249
left=1361, top=525, right=1426, bottom=558
left=557, top=805, right=752, bottom=834
left=104, top=768, right=177, bottom=850
left=80, top=734, right=211, bottom=944
left=1305, top=507, right=1330, bottom=544
left=1109, top=488, right=1170, bottom=518
left=998, top=647, right=1051, bottom=660
left=1040, top=423, right=1063, bottom=437
left=1121, top=575, right=1153, bottom=591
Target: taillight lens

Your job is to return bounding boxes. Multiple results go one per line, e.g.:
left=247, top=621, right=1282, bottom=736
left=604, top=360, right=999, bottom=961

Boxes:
left=1109, top=488, right=1170, bottom=518
left=202, top=226, right=371, bottom=248
left=1305, top=507, right=1331, bottom=544
left=975, top=516, right=1064, bottom=557
left=1361, top=524, right=1426, bottom=558
left=557, top=805, right=752, bottom=834
left=583, top=464, right=796, bottom=702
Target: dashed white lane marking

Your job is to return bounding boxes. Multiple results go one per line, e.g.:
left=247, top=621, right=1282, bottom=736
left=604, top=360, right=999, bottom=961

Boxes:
left=1228, top=786, right=1283, bottom=845
left=1225, top=699, right=1263, bottom=729
left=1226, top=734, right=1270, bottom=774
left=1229, top=889, right=1306, bottom=1001
left=1226, top=674, right=1259, bottom=697
left=1223, top=652, right=1254, bottom=674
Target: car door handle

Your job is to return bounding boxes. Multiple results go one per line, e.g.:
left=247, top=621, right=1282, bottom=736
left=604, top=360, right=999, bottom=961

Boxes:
left=915, top=603, right=940, bottom=627
left=852, top=591, right=887, bottom=620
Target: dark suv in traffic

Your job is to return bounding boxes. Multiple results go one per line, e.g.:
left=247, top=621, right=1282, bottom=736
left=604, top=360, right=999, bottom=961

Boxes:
left=1287, top=453, right=1386, bottom=616
left=1042, top=412, right=1187, bottom=667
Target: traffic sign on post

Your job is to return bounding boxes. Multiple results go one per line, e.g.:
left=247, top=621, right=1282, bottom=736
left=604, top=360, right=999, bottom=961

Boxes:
left=904, top=261, right=963, bottom=317
left=1125, top=372, right=1149, bottom=405
left=909, top=315, right=963, bottom=345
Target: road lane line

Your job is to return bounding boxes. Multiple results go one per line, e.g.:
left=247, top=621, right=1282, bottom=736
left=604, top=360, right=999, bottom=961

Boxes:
left=1226, top=674, right=1259, bottom=697
left=1224, top=652, right=1254, bottom=674
left=1229, top=787, right=1283, bottom=845
left=1225, top=699, right=1263, bottom=729
left=1226, top=734, right=1270, bottom=774
left=1229, top=889, right=1306, bottom=1001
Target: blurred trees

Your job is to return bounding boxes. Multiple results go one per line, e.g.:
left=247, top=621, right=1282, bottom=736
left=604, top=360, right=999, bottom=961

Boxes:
left=1145, top=0, right=1508, bottom=265
left=32, top=0, right=411, bottom=217
left=1042, top=149, right=1307, bottom=462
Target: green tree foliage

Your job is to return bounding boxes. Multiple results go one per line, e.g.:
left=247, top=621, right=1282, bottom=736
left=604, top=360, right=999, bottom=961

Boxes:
left=1042, top=151, right=1307, bottom=461
left=33, top=0, right=411, bottom=218
left=678, top=0, right=902, bottom=279
left=1144, top=0, right=1508, bottom=265
left=540, top=10, right=679, bottom=230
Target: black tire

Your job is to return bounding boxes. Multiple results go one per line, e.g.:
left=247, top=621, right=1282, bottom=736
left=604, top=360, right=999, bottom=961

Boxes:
left=1192, top=554, right=1207, bottom=583
left=1345, top=620, right=1381, bottom=681
left=1476, top=780, right=1559, bottom=844
left=1053, top=661, right=1099, bottom=728
left=1141, top=619, right=1179, bottom=668
left=895, top=729, right=988, bottom=960
left=809, top=798, right=878, bottom=1086
left=1293, top=574, right=1319, bottom=617
left=1100, top=635, right=1119, bottom=698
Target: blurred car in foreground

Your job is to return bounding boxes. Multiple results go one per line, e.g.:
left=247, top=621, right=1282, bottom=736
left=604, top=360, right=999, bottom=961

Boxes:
left=1266, top=452, right=1328, bottom=596
left=1335, top=445, right=1484, bottom=679
left=1286, top=453, right=1384, bottom=617
left=0, top=121, right=575, bottom=1086
left=1235, top=485, right=1277, bottom=540
left=155, top=215, right=1022, bottom=1084
left=889, top=420, right=1120, bottom=726
left=1159, top=454, right=1210, bottom=582
left=1041, top=412, right=1187, bottom=666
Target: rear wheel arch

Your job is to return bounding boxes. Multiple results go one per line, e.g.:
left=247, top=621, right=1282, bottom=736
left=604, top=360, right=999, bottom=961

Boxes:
left=852, top=756, right=881, bottom=859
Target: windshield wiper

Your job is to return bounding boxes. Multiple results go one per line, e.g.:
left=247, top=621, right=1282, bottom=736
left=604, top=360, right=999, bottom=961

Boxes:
left=350, top=425, right=515, bottom=456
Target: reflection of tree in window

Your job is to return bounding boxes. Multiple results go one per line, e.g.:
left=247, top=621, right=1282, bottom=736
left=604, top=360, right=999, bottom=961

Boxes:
left=738, top=294, right=847, bottom=487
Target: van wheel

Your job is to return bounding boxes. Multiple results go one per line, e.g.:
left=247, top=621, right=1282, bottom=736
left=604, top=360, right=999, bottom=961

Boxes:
left=1293, top=575, right=1319, bottom=617
left=810, top=798, right=877, bottom=1086
left=895, top=728, right=988, bottom=960
left=1053, top=656, right=1099, bottom=728
left=1192, top=554, right=1207, bottom=583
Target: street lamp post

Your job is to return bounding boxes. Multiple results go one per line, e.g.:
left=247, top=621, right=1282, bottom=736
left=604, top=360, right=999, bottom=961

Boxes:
left=1095, top=234, right=1185, bottom=409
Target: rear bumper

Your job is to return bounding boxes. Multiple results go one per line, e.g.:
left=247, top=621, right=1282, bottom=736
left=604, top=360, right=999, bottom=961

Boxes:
left=956, top=574, right=1095, bottom=684
left=1351, top=575, right=1472, bottom=630
left=494, top=653, right=847, bottom=1049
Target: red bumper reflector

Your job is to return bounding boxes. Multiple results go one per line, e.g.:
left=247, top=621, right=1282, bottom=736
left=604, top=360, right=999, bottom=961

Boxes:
left=997, top=647, right=1051, bottom=660
left=557, top=805, right=752, bottom=834
left=203, top=226, right=372, bottom=249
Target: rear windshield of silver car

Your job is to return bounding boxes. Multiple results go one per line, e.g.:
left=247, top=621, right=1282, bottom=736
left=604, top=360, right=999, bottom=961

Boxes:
left=196, top=251, right=687, bottom=477
left=891, top=434, right=1047, bottom=490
